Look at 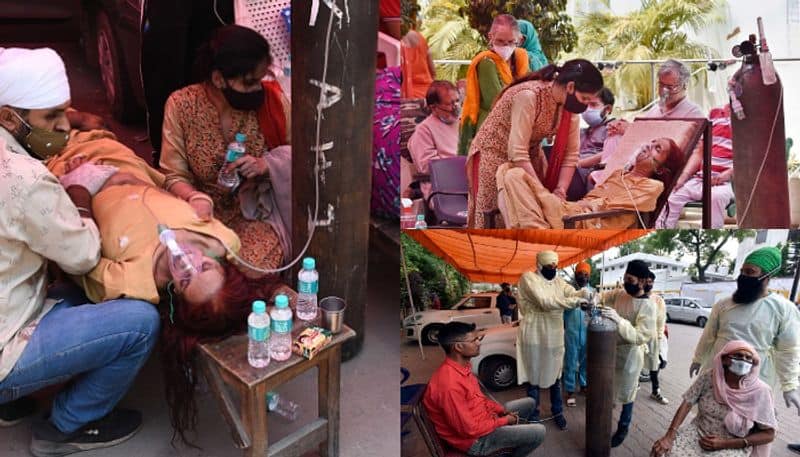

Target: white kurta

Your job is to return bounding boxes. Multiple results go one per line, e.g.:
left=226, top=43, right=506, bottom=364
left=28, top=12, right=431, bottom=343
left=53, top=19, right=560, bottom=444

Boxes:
left=516, top=271, right=586, bottom=387
left=692, top=293, right=800, bottom=392
left=645, top=294, right=667, bottom=371
left=601, top=290, right=657, bottom=404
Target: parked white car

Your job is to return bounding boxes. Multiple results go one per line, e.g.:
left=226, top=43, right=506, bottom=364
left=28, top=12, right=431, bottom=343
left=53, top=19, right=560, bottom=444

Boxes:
left=664, top=296, right=712, bottom=327
left=403, top=292, right=506, bottom=344
left=470, top=323, right=518, bottom=390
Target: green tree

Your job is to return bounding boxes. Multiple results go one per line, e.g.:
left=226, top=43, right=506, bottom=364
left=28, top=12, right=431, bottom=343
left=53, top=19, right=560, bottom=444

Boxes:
left=420, top=0, right=485, bottom=82
left=401, top=234, right=471, bottom=313
left=572, top=0, right=726, bottom=109
left=463, top=0, right=577, bottom=61
left=642, top=229, right=753, bottom=282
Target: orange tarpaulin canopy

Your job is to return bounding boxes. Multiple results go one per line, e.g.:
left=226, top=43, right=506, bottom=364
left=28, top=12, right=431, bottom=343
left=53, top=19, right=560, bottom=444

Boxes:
left=405, top=229, right=650, bottom=283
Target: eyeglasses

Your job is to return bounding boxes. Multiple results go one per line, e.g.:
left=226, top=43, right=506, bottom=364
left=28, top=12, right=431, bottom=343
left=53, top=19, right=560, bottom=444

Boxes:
left=658, top=81, right=684, bottom=93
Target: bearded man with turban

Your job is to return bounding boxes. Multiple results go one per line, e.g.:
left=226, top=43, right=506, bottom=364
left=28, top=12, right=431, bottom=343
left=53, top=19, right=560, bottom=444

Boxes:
left=516, top=250, right=588, bottom=430
left=563, top=261, right=592, bottom=407
left=691, top=246, right=800, bottom=417
left=0, top=47, right=158, bottom=455
left=597, top=259, right=658, bottom=447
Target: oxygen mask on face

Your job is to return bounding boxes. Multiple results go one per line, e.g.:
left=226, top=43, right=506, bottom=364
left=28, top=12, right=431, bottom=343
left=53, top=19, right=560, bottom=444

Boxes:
left=157, top=224, right=201, bottom=285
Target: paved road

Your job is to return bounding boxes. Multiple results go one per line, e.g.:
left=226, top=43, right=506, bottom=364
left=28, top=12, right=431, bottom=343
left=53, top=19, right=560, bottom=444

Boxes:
left=402, top=320, right=800, bottom=457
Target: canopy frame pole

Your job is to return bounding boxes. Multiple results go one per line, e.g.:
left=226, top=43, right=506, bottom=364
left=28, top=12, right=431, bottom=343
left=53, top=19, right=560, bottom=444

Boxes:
left=401, top=241, right=425, bottom=360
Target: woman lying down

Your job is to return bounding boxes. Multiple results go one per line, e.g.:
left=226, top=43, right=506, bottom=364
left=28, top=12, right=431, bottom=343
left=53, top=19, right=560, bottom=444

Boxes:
left=497, top=137, right=683, bottom=228
left=46, top=131, right=293, bottom=444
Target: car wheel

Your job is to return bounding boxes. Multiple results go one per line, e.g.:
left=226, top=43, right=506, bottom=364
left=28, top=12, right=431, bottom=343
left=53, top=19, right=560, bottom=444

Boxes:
left=479, top=356, right=516, bottom=391
left=96, top=10, right=138, bottom=121
left=665, top=313, right=671, bottom=323
left=421, top=324, right=443, bottom=345
left=697, top=316, right=707, bottom=328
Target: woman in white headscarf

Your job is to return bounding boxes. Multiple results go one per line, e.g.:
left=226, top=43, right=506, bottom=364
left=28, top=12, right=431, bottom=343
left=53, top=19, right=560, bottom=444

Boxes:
left=651, top=340, right=777, bottom=457
left=515, top=250, right=587, bottom=430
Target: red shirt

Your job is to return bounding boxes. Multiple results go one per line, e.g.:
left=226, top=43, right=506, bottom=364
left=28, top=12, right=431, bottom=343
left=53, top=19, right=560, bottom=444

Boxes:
left=422, top=358, right=508, bottom=451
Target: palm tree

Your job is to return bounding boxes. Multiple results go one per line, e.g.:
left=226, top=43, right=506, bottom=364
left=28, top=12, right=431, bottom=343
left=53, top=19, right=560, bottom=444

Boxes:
left=420, top=0, right=485, bottom=82
left=572, top=0, right=727, bottom=110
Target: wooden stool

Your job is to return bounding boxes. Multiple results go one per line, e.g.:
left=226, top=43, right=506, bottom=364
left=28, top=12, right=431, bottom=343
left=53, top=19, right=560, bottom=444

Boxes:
left=199, top=324, right=356, bottom=457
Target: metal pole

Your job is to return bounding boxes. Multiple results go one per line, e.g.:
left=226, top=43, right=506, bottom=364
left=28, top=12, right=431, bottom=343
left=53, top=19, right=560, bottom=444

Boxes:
left=650, top=62, right=657, bottom=102
left=791, top=259, right=800, bottom=303
left=292, top=0, right=377, bottom=360
left=401, top=240, right=426, bottom=359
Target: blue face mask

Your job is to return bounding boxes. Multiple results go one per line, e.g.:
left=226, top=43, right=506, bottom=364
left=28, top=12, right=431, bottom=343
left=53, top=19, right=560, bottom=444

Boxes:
left=581, top=108, right=606, bottom=127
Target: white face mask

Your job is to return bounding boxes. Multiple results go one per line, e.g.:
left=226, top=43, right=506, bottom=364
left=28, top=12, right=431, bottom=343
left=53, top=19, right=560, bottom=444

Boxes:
left=581, top=108, right=605, bottom=127
left=728, top=359, right=753, bottom=376
left=493, top=45, right=515, bottom=61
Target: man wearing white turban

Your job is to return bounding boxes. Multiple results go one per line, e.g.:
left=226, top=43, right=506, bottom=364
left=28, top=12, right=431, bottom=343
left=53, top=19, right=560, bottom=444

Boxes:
left=0, top=47, right=159, bottom=456
left=515, top=250, right=588, bottom=430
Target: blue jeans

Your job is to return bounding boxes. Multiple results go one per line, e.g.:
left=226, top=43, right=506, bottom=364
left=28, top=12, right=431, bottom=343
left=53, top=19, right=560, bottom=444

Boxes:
left=0, top=287, right=159, bottom=434
left=468, top=398, right=545, bottom=457
left=526, top=378, right=563, bottom=418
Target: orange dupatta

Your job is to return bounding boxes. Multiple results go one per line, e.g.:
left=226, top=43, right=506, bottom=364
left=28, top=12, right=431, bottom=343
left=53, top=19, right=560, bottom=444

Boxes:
left=461, top=48, right=529, bottom=127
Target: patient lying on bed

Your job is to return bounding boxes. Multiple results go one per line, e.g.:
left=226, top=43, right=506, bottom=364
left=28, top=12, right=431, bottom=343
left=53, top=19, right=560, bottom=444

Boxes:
left=497, top=137, right=683, bottom=228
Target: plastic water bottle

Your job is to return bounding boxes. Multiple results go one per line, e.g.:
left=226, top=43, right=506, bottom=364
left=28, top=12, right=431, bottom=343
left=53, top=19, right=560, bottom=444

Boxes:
left=296, top=257, right=318, bottom=321
left=266, top=392, right=299, bottom=421
left=414, top=214, right=427, bottom=229
left=270, top=294, right=293, bottom=361
left=247, top=300, right=271, bottom=368
left=400, top=198, right=416, bottom=229
left=217, top=132, right=247, bottom=191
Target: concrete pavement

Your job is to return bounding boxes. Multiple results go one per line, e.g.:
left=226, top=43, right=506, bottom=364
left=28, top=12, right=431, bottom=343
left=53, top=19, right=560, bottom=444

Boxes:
left=401, top=321, right=800, bottom=457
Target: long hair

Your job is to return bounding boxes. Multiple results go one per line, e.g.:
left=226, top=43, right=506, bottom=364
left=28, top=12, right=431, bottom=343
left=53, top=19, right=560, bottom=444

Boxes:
left=159, top=262, right=285, bottom=446
left=193, top=24, right=272, bottom=82
left=652, top=138, right=683, bottom=194
left=495, top=58, right=604, bottom=104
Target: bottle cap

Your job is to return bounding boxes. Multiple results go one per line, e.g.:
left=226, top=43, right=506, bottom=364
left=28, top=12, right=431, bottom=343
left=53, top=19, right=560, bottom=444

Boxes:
left=417, top=214, right=425, bottom=221
left=252, top=300, right=266, bottom=313
left=235, top=132, right=247, bottom=143
left=303, top=257, right=316, bottom=270
left=275, top=294, right=289, bottom=308
left=157, top=224, right=169, bottom=235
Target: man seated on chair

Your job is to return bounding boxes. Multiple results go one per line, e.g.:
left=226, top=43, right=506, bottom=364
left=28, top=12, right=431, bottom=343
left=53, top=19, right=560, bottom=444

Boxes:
left=407, top=80, right=460, bottom=201
left=656, top=105, right=734, bottom=228
left=423, top=322, right=545, bottom=457
left=497, top=137, right=683, bottom=228
left=592, top=59, right=704, bottom=187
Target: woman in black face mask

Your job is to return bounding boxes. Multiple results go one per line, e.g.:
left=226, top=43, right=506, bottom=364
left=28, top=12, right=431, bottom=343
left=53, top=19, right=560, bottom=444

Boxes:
left=466, top=59, right=604, bottom=228
left=160, top=25, right=291, bottom=276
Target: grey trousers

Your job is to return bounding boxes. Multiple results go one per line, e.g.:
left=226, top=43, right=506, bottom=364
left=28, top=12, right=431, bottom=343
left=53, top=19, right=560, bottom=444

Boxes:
left=467, top=397, right=546, bottom=457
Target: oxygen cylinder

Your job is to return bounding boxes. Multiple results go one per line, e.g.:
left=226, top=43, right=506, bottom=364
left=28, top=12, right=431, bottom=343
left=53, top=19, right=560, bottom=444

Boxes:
left=585, top=312, right=617, bottom=457
left=730, top=26, right=789, bottom=227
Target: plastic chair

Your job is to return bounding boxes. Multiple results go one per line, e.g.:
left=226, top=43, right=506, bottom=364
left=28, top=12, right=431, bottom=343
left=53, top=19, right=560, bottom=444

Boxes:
left=426, top=156, right=469, bottom=227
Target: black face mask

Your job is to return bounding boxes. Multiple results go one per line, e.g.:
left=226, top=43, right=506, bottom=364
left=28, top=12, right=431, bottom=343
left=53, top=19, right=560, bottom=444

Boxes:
left=564, top=92, right=588, bottom=114
left=623, top=281, right=641, bottom=297
left=575, top=276, right=588, bottom=287
left=541, top=267, right=557, bottom=280
left=222, top=85, right=265, bottom=111
left=733, top=274, right=765, bottom=304
left=643, top=284, right=653, bottom=293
